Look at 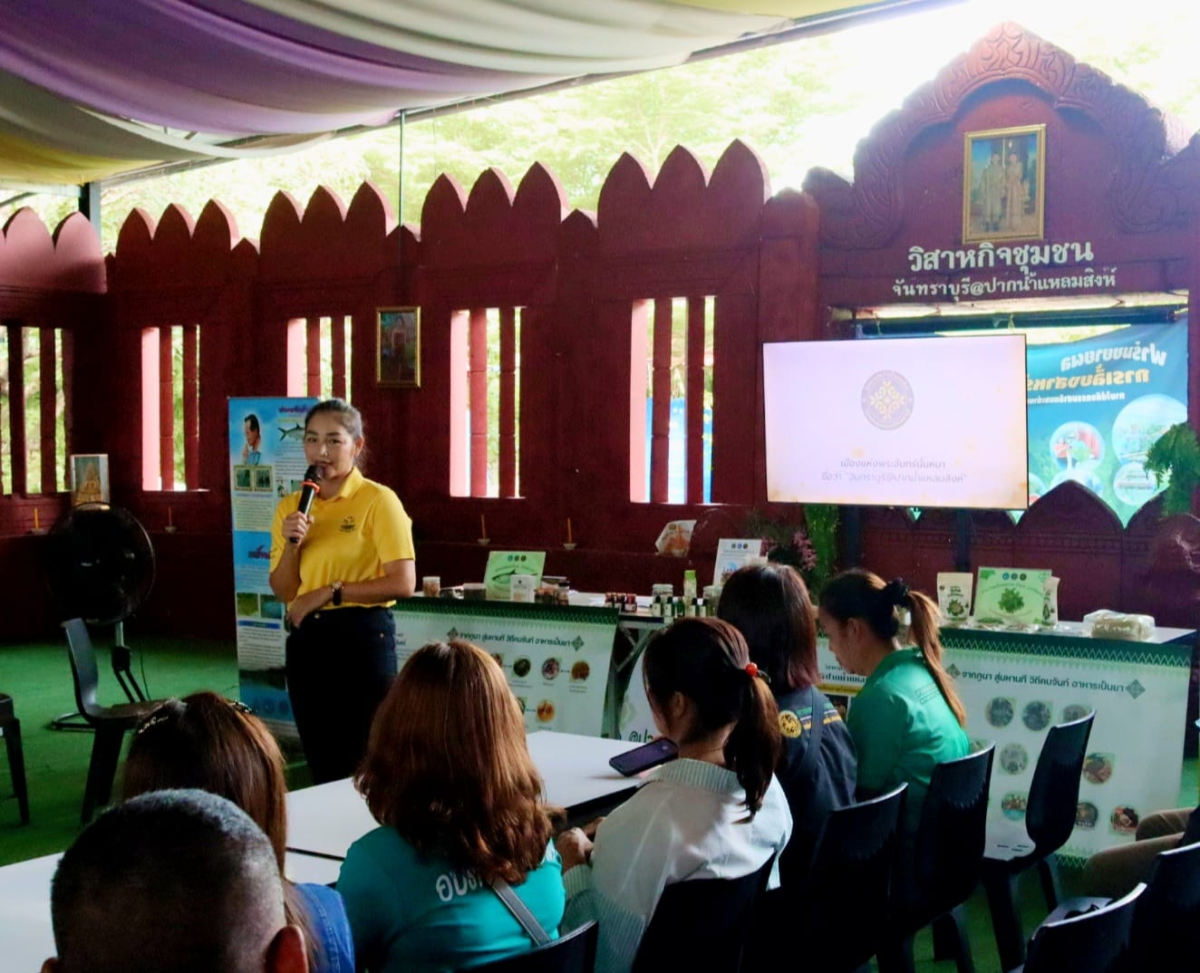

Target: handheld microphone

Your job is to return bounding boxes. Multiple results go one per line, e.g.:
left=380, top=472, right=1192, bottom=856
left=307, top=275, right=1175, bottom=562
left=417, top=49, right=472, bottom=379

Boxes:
left=290, top=465, right=322, bottom=543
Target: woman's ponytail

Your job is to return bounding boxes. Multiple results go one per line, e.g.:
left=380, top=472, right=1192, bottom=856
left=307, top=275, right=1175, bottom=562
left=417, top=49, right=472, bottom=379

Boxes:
left=905, top=588, right=967, bottom=727
left=822, top=569, right=966, bottom=728
left=644, top=617, right=782, bottom=820
left=724, top=667, right=781, bottom=819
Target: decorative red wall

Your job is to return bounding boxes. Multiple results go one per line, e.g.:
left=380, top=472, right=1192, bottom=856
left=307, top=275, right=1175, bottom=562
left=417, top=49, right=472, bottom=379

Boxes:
left=804, top=22, right=1200, bottom=632
left=2, top=22, right=1200, bottom=660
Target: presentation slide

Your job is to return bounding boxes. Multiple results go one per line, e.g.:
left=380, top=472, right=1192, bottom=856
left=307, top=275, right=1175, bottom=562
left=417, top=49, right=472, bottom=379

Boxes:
left=763, top=334, right=1028, bottom=509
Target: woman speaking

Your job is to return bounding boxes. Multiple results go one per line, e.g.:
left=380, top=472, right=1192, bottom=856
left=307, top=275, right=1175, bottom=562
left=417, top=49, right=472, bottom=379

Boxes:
left=270, top=398, right=416, bottom=783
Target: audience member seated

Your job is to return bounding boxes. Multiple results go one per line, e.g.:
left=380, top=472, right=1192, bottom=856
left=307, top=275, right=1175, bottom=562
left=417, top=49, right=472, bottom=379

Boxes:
left=556, top=617, right=792, bottom=973
left=122, top=692, right=353, bottom=973
left=43, top=788, right=307, bottom=973
left=1082, top=805, right=1200, bottom=896
left=718, top=563, right=857, bottom=879
left=338, top=640, right=565, bottom=973
left=818, top=570, right=968, bottom=833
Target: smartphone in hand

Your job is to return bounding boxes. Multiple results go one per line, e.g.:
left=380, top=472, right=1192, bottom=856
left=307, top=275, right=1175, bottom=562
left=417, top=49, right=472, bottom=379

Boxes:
left=609, top=738, right=678, bottom=777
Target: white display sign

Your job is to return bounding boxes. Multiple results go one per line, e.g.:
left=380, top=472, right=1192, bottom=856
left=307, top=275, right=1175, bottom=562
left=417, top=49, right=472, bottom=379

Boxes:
left=393, top=601, right=618, bottom=737
left=713, top=538, right=765, bottom=587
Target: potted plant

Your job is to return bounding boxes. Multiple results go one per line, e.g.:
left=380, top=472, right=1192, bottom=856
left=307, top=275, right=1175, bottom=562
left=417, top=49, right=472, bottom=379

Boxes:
left=1143, top=422, right=1200, bottom=517
left=744, top=504, right=839, bottom=595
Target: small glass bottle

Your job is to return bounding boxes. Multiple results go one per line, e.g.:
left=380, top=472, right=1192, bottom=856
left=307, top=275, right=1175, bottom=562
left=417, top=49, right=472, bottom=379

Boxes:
left=683, top=569, right=697, bottom=604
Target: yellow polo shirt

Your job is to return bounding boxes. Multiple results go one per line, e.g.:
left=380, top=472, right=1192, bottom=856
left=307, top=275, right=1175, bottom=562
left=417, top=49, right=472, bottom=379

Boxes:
left=270, top=467, right=415, bottom=608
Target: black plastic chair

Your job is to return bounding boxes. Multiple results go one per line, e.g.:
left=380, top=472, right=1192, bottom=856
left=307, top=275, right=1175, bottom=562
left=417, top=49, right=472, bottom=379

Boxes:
left=461, top=921, right=598, bottom=973
left=1125, top=838, right=1200, bottom=970
left=633, top=855, right=775, bottom=973
left=785, top=784, right=908, bottom=973
left=1020, top=882, right=1143, bottom=973
left=0, top=693, right=30, bottom=824
left=63, top=618, right=164, bottom=823
left=878, top=745, right=995, bottom=973
left=1181, top=805, right=1200, bottom=845
left=981, top=711, right=1094, bottom=972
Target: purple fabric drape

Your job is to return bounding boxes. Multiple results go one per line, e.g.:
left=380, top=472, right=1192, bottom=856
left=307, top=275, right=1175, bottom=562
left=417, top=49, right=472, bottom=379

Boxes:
left=0, top=0, right=547, bottom=135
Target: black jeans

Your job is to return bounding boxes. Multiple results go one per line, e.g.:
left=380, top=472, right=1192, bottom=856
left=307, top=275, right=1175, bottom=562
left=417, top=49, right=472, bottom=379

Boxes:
left=285, top=606, right=396, bottom=784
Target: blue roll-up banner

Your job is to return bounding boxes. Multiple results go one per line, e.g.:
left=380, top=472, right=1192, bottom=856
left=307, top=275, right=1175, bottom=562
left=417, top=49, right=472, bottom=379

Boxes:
left=229, top=397, right=317, bottom=733
left=1026, top=321, right=1188, bottom=524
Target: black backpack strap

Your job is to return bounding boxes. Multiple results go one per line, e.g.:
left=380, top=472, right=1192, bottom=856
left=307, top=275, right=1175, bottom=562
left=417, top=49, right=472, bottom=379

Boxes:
left=490, top=879, right=552, bottom=947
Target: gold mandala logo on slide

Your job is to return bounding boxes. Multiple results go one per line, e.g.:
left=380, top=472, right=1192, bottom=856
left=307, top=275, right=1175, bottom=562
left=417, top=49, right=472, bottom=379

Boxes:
left=862, top=370, right=914, bottom=430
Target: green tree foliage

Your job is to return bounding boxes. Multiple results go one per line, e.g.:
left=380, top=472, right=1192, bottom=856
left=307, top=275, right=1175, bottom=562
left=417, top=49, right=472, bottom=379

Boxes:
left=6, top=5, right=1200, bottom=250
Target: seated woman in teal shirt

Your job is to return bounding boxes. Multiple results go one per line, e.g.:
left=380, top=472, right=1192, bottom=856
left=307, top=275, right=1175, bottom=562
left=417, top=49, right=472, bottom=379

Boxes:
left=818, top=570, right=969, bottom=832
left=338, top=641, right=565, bottom=973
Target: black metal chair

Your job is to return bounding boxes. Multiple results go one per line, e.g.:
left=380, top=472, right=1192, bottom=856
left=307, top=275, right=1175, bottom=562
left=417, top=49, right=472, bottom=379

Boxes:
left=1020, top=882, right=1144, bottom=973
left=981, top=711, right=1094, bottom=972
left=1181, top=805, right=1200, bottom=845
left=781, top=784, right=908, bottom=973
left=63, top=618, right=164, bottom=823
left=461, top=921, right=598, bottom=973
left=633, top=855, right=775, bottom=973
left=1123, top=837, right=1200, bottom=971
left=0, top=692, right=30, bottom=824
left=878, top=745, right=995, bottom=973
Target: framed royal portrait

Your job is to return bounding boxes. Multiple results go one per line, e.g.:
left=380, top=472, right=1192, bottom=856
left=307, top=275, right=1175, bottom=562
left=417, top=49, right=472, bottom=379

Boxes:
left=376, top=306, right=421, bottom=388
left=962, top=124, right=1046, bottom=244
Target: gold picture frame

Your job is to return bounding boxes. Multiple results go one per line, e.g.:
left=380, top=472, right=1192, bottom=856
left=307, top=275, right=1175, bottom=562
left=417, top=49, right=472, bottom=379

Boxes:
left=962, top=124, right=1046, bottom=244
left=70, top=453, right=110, bottom=507
left=377, top=306, right=421, bottom=388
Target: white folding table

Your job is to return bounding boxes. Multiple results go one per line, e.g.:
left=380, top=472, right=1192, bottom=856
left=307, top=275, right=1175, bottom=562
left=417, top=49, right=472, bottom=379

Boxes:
left=0, top=730, right=639, bottom=967
left=286, top=730, right=638, bottom=860
left=0, top=846, right=348, bottom=967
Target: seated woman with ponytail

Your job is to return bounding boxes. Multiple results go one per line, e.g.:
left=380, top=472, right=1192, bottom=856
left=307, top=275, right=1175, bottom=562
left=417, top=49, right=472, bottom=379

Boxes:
left=555, top=617, right=792, bottom=973
left=818, top=570, right=969, bottom=831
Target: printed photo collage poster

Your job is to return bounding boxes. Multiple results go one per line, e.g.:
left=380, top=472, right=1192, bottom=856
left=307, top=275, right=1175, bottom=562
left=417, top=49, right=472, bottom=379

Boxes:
left=393, top=600, right=618, bottom=737
left=229, top=396, right=318, bottom=732
left=1027, top=320, right=1187, bottom=524
left=815, top=633, right=1192, bottom=859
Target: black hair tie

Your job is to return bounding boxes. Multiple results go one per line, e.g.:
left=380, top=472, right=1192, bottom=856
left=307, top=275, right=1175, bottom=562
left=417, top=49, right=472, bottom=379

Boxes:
left=884, top=578, right=912, bottom=609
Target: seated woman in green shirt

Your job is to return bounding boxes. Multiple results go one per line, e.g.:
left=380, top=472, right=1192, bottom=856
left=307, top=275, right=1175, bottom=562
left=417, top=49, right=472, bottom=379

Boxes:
left=338, top=641, right=565, bottom=973
left=817, top=570, right=969, bottom=833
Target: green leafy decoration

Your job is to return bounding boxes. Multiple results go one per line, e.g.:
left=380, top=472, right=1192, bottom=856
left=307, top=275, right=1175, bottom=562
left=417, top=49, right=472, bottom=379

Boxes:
left=998, top=588, right=1025, bottom=614
left=743, top=505, right=839, bottom=595
left=1144, top=422, right=1200, bottom=517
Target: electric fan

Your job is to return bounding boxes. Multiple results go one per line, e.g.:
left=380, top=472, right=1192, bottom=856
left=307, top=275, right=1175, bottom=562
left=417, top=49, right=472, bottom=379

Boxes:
left=45, top=503, right=157, bottom=708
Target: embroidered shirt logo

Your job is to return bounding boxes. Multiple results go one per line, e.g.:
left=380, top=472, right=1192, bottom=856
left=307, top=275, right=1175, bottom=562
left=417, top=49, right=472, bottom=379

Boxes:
left=339, top=516, right=357, bottom=533
left=779, top=711, right=803, bottom=739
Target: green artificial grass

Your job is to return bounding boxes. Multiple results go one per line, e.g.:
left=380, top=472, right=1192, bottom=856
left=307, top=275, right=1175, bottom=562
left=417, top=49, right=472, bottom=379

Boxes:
left=0, top=633, right=240, bottom=863
left=1, top=633, right=1195, bottom=972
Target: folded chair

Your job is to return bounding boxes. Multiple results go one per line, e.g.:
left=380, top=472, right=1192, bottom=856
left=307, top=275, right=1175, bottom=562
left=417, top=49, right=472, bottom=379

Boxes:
left=63, top=618, right=164, bottom=823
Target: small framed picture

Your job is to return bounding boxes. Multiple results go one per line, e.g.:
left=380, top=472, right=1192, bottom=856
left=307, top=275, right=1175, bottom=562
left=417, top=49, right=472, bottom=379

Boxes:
left=962, top=124, right=1046, bottom=244
left=377, top=306, right=421, bottom=388
left=70, top=454, right=110, bottom=507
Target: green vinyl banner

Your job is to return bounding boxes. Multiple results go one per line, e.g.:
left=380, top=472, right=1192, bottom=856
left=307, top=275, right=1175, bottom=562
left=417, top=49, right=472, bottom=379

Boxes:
left=1026, top=321, right=1187, bottom=523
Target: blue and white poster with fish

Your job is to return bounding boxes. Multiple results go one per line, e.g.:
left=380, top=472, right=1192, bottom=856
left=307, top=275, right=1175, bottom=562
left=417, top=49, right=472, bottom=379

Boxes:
left=1026, top=321, right=1187, bottom=524
left=229, top=397, right=317, bottom=732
